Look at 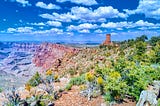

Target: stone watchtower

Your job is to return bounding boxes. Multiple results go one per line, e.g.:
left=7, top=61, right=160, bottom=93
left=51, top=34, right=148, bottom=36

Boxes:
left=103, top=34, right=111, bottom=45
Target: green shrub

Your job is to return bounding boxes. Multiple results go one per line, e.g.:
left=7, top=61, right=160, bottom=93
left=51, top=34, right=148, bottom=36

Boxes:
left=68, top=69, right=77, bottom=76
left=69, top=74, right=86, bottom=85
left=158, top=99, right=160, bottom=106
left=28, top=72, right=42, bottom=87
left=0, top=88, right=2, bottom=92
left=65, top=74, right=86, bottom=90
left=65, top=84, right=72, bottom=91
left=105, top=76, right=128, bottom=101
left=104, top=92, right=113, bottom=102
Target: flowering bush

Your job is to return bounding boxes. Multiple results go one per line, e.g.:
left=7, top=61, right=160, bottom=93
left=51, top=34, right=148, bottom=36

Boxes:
left=25, top=84, right=31, bottom=91
left=46, top=69, right=53, bottom=76
left=85, top=72, right=94, bottom=82
left=28, top=72, right=42, bottom=87
left=97, top=77, right=103, bottom=85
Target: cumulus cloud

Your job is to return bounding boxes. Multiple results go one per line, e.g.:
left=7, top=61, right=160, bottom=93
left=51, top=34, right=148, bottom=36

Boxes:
left=66, top=20, right=159, bottom=34
left=7, top=27, right=63, bottom=35
left=7, top=28, right=17, bottom=33
left=94, top=29, right=103, bottom=33
left=16, top=0, right=31, bottom=7
left=7, top=27, right=33, bottom=33
left=101, top=21, right=131, bottom=29
left=39, top=6, right=127, bottom=22
left=46, top=21, right=62, bottom=27
left=39, top=14, right=55, bottom=20
left=40, top=13, right=76, bottom=22
left=67, top=23, right=98, bottom=31
left=30, top=22, right=45, bottom=26
left=79, top=29, right=90, bottom=33
left=36, top=2, right=61, bottom=10
left=56, top=0, right=98, bottom=6
left=111, top=31, right=160, bottom=41
left=71, top=6, right=127, bottom=21
left=33, top=28, right=63, bottom=35
left=101, top=20, right=159, bottom=29
left=124, top=0, right=160, bottom=19
left=29, top=21, right=62, bottom=27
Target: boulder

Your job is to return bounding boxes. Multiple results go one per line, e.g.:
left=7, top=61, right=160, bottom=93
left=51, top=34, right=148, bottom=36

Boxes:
left=136, top=80, right=160, bottom=106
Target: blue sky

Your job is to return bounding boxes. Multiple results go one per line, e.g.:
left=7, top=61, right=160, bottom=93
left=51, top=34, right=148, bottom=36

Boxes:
left=0, top=0, right=160, bottom=42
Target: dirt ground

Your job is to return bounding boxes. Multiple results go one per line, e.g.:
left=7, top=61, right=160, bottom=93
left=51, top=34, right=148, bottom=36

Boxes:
left=54, top=80, right=136, bottom=106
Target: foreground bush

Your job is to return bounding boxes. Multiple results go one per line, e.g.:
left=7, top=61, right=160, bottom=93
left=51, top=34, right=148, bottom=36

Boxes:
left=27, top=72, right=42, bottom=87
left=0, top=88, right=2, bottom=92
left=65, top=74, right=86, bottom=90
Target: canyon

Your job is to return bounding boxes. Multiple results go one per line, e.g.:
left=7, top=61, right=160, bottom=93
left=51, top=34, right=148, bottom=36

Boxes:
left=0, top=42, right=41, bottom=89
left=0, top=42, right=80, bottom=89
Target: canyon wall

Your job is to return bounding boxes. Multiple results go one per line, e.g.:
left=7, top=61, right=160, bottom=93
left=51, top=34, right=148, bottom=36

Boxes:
left=33, top=43, right=79, bottom=70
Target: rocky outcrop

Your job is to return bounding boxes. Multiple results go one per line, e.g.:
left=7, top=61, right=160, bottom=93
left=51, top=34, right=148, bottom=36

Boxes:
left=136, top=80, right=160, bottom=106
left=33, top=43, right=79, bottom=70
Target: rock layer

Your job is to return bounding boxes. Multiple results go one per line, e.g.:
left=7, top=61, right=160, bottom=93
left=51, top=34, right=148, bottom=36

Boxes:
left=33, top=43, right=79, bottom=70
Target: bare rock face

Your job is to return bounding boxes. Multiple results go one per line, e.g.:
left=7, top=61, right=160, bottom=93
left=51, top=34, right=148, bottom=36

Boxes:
left=33, top=43, right=79, bottom=70
left=136, top=80, right=160, bottom=106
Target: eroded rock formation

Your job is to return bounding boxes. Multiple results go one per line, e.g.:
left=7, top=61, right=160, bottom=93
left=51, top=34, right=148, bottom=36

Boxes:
left=33, top=43, right=79, bottom=70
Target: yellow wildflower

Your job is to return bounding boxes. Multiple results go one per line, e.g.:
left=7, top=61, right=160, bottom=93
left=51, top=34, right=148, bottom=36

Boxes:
left=109, top=71, right=121, bottom=79
left=46, top=69, right=53, bottom=76
left=25, top=84, right=31, bottom=91
left=85, top=72, right=94, bottom=82
left=97, top=77, right=103, bottom=85
left=79, top=85, right=87, bottom=90
left=54, top=74, right=58, bottom=80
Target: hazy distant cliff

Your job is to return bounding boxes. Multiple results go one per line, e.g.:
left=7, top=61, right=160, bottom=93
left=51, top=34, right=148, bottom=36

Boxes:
left=0, top=42, right=41, bottom=89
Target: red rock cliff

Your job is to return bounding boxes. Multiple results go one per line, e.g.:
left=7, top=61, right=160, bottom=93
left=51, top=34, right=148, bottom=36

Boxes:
left=32, top=43, right=79, bottom=70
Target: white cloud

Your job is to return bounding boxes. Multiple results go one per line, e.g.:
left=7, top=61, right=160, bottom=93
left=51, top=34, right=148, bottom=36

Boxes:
left=47, top=21, right=62, bottom=27
left=7, top=27, right=33, bottom=33
left=16, top=0, right=31, bottom=7
left=48, top=28, right=63, bottom=34
left=56, top=0, right=98, bottom=6
left=3, top=19, right=6, bottom=21
left=101, top=22, right=129, bottom=28
left=116, top=28, right=123, bottom=30
left=39, top=6, right=127, bottom=22
left=71, top=6, right=127, bottom=22
left=135, top=20, right=154, bottom=27
left=39, top=13, right=76, bottom=22
left=39, top=13, right=55, bottom=20
left=94, top=29, right=103, bottom=33
left=124, top=0, right=160, bottom=19
left=66, top=32, right=74, bottom=36
left=67, top=23, right=98, bottom=31
left=29, top=21, right=62, bottom=27
left=101, top=20, right=159, bottom=29
left=79, top=29, right=90, bottom=33
left=6, top=26, right=65, bottom=35
left=30, top=22, right=45, bottom=26
left=111, top=31, right=160, bottom=41
left=33, top=28, right=63, bottom=35
left=66, top=20, right=159, bottom=34
left=17, top=27, right=33, bottom=33
left=36, top=2, right=61, bottom=10
left=7, top=28, right=17, bottom=33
